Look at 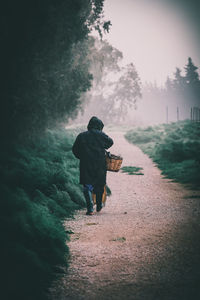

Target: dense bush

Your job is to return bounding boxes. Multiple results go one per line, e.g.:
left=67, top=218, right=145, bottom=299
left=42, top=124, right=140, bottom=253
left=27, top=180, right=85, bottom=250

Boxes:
left=126, top=120, right=200, bottom=188
left=0, top=129, right=85, bottom=300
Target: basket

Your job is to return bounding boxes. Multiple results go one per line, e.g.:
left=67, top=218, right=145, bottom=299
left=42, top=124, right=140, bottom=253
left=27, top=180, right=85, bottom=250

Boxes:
left=106, top=153, right=123, bottom=172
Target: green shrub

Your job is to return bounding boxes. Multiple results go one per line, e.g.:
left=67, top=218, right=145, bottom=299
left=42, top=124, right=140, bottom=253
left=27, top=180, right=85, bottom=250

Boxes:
left=1, top=186, right=68, bottom=300
left=126, top=127, right=162, bottom=144
left=125, top=121, right=200, bottom=188
left=0, top=128, right=84, bottom=299
left=158, top=160, right=200, bottom=186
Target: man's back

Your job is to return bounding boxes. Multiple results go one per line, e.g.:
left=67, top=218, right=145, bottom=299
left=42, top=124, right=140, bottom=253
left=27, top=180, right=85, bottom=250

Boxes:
left=72, top=129, right=113, bottom=161
left=72, top=116, right=113, bottom=214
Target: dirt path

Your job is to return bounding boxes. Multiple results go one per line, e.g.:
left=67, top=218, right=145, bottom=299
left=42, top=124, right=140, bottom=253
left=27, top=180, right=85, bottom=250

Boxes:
left=51, top=132, right=200, bottom=300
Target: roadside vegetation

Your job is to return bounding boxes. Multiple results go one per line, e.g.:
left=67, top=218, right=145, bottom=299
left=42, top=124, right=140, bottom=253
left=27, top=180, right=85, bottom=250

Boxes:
left=125, top=120, right=200, bottom=188
left=0, top=129, right=85, bottom=300
left=121, top=166, right=144, bottom=175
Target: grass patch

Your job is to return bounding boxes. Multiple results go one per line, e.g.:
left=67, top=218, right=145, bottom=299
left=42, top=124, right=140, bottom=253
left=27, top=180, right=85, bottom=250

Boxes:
left=121, top=166, right=144, bottom=175
left=125, top=120, right=200, bottom=188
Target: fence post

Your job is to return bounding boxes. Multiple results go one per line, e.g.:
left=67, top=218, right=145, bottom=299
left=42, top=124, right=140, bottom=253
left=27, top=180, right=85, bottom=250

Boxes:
left=166, top=106, right=168, bottom=124
left=195, top=107, right=197, bottom=122
left=177, top=106, right=179, bottom=121
left=193, top=106, right=195, bottom=121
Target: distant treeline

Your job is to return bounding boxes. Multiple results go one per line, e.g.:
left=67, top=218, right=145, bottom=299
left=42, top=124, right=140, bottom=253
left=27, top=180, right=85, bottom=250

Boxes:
left=140, top=58, right=200, bottom=124
left=165, top=57, right=200, bottom=119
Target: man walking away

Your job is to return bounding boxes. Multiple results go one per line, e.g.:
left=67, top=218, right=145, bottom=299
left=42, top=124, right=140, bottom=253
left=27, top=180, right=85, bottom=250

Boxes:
left=72, top=116, right=113, bottom=215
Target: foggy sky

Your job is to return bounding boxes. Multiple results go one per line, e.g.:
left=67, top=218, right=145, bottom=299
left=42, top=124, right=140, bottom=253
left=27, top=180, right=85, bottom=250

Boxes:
left=104, top=0, right=200, bottom=85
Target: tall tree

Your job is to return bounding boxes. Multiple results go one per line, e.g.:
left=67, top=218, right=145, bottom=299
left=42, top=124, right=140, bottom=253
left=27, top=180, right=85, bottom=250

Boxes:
left=184, top=57, right=200, bottom=106
left=185, top=57, right=199, bottom=85
left=173, top=67, right=186, bottom=90
left=106, top=63, right=142, bottom=122
left=77, top=38, right=141, bottom=123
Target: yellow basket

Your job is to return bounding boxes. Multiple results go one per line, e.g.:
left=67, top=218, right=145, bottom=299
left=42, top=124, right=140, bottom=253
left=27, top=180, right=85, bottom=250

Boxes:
left=106, top=153, right=123, bottom=172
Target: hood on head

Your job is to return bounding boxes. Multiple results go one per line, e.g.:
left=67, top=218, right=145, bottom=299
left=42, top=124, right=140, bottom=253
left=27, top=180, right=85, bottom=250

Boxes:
left=87, top=116, right=104, bottom=131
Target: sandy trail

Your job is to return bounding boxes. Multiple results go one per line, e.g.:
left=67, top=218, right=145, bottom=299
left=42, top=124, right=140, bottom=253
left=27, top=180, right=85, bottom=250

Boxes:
left=51, top=132, right=200, bottom=300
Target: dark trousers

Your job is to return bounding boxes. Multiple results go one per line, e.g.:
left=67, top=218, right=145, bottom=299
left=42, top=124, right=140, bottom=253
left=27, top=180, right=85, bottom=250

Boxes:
left=83, top=184, right=104, bottom=212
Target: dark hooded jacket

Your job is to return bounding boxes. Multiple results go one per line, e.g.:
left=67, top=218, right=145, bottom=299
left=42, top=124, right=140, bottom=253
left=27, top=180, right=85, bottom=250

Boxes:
left=72, top=117, right=113, bottom=187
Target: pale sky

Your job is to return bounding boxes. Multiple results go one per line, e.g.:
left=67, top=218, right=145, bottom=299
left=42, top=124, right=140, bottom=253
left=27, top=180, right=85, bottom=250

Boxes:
left=103, top=0, right=200, bottom=85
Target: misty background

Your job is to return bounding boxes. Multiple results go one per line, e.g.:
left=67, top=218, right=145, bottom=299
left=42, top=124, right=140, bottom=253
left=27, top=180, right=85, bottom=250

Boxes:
left=73, top=0, right=200, bottom=126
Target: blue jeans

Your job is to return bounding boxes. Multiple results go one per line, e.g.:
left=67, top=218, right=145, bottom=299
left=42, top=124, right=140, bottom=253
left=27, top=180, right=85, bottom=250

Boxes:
left=83, top=184, right=104, bottom=212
